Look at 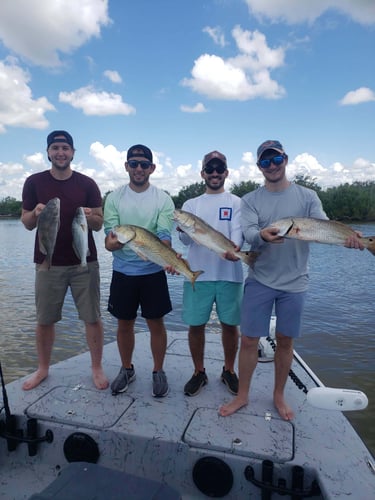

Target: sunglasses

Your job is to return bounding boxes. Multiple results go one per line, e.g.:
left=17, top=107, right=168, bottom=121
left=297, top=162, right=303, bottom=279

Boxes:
left=258, top=155, right=286, bottom=169
left=203, top=164, right=227, bottom=174
left=127, top=160, right=152, bottom=169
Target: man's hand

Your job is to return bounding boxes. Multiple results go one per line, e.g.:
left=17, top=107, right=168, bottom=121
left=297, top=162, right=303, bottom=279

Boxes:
left=260, top=226, right=285, bottom=243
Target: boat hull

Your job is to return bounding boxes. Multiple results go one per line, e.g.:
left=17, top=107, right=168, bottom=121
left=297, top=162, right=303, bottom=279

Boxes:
left=1, top=329, right=374, bottom=499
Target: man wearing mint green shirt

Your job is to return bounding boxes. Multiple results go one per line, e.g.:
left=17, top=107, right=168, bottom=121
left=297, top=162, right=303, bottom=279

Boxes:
left=104, top=144, right=174, bottom=398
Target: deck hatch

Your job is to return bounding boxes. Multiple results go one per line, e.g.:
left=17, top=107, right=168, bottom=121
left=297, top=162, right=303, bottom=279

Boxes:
left=25, top=386, right=133, bottom=429
left=183, top=407, right=294, bottom=462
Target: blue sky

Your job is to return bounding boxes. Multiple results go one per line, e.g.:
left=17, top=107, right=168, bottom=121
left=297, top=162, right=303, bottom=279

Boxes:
left=0, top=0, right=374, bottom=200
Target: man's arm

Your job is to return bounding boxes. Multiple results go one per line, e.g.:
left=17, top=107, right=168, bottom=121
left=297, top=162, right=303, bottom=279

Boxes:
left=21, top=204, right=45, bottom=231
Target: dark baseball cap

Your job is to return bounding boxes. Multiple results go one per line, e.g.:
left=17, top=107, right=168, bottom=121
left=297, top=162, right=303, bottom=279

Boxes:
left=202, top=150, right=227, bottom=168
left=257, top=140, right=285, bottom=161
left=47, top=130, right=74, bottom=149
left=127, top=144, right=153, bottom=162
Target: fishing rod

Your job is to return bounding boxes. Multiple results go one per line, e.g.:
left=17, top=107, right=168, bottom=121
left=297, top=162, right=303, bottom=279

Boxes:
left=0, top=360, right=12, bottom=420
left=0, top=359, right=53, bottom=455
left=0, top=359, right=19, bottom=451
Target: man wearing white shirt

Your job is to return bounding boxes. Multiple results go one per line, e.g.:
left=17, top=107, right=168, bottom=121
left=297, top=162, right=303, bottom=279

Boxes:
left=178, top=151, right=243, bottom=397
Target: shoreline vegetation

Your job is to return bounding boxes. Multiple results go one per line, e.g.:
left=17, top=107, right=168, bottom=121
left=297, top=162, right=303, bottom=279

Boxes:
left=2, top=177, right=375, bottom=221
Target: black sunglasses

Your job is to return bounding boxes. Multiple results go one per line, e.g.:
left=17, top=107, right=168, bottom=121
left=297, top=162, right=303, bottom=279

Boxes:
left=258, top=155, right=286, bottom=169
left=203, top=163, right=227, bottom=174
left=127, top=160, right=152, bottom=169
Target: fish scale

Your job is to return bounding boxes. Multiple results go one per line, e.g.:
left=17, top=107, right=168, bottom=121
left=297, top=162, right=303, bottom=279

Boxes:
left=114, top=224, right=204, bottom=288
left=37, top=197, right=60, bottom=270
left=173, top=209, right=252, bottom=265
left=271, top=217, right=375, bottom=255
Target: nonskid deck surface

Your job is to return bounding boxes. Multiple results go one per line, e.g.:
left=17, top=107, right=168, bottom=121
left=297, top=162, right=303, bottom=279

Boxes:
left=0, top=330, right=374, bottom=499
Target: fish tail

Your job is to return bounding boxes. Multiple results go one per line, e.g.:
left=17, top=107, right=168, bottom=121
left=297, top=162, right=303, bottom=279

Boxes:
left=39, top=257, right=51, bottom=271
left=241, top=251, right=261, bottom=267
left=191, top=270, right=204, bottom=291
left=365, top=236, right=375, bottom=256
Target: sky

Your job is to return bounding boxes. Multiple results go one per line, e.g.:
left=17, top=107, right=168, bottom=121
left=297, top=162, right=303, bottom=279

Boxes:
left=0, top=0, right=374, bottom=201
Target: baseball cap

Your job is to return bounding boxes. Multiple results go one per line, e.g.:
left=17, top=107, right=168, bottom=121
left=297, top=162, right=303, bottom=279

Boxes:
left=257, top=140, right=285, bottom=161
left=202, top=151, right=227, bottom=168
left=127, top=144, right=153, bottom=162
left=47, top=130, right=74, bottom=148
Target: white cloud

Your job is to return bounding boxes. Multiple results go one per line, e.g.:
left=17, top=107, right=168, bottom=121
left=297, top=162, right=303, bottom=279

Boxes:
left=0, top=57, right=55, bottom=132
left=180, top=103, right=207, bottom=113
left=181, top=26, right=285, bottom=100
left=59, top=86, right=136, bottom=116
left=0, top=0, right=111, bottom=67
left=339, top=87, right=375, bottom=105
left=203, top=26, right=226, bottom=47
left=2, top=144, right=375, bottom=202
left=244, top=0, right=375, bottom=25
left=103, top=70, right=122, bottom=84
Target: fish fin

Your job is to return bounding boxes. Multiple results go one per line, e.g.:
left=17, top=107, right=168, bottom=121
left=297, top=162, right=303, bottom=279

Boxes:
left=247, top=251, right=261, bottom=269
left=191, top=270, right=204, bottom=291
left=72, top=242, right=79, bottom=259
left=114, top=228, right=136, bottom=245
left=133, top=250, right=150, bottom=261
left=38, top=235, right=47, bottom=255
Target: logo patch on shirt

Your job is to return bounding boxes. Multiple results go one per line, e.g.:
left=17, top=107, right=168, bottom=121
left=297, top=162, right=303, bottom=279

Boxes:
left=219, top=207, right=232, bottom=220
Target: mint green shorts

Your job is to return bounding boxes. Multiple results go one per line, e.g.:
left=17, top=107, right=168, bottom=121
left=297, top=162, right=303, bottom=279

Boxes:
left=182, top=281, right=243, bottom=326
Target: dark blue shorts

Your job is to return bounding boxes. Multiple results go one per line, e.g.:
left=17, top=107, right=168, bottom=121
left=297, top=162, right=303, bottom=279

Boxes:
left=108, top=270, right=172, bottom=320
left=240, top=279, right=306, bottom=338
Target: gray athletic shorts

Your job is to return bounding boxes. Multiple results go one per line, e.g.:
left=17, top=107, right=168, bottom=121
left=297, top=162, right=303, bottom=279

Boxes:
left=35, top=261, right=101, bottom=325
left=240, top=279, right=306, bottom=338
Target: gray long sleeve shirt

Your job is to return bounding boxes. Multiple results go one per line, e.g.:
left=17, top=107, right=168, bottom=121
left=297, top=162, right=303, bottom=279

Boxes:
left=241, top=183, right=327, bottom=292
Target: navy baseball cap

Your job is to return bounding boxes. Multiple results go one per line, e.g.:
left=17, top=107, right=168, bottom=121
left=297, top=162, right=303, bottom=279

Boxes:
left=127, top=144, right=153, bottom=162
left=257, top=140, right=285, bottom=161
left=47, top=130, right=74, bottom=149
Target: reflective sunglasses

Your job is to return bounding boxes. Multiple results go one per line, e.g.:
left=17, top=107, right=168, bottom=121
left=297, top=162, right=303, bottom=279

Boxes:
left=127, top=160, right=152, bottom=169
left=203, top=164, right=227, bottom=174
left=258, top=155, right=286, bottom=169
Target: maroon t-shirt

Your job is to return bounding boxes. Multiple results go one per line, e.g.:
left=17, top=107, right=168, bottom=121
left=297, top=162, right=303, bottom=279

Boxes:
left=22, top=170, right=102, bottom=266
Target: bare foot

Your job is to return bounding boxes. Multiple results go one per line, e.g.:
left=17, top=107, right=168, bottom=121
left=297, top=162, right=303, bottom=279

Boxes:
left=218, top=397, right=248, bottom=417
left=274, top=394, right=294, bottom=420
left=92, top=367, right=109, bottom=390
left=22, top=369, right=48, bottom=391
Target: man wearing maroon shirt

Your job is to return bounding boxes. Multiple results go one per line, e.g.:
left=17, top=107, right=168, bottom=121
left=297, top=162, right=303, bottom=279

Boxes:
left=21, top=130, right=108, bottom=391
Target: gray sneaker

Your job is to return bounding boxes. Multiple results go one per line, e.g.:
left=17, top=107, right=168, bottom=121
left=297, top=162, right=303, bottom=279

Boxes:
left=152, top=370, right=169, bottom=398
left=111, top=365, right=136, bottom=395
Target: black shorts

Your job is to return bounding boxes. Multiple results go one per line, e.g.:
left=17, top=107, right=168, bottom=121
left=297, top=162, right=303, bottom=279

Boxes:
left=108, top=270, right=172, bottom=320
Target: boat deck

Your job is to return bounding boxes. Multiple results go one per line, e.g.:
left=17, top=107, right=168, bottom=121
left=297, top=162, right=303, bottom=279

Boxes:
left=0, top=329, right=374, bottom=499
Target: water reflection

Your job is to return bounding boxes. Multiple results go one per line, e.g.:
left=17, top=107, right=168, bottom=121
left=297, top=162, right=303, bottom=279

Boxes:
left=0, top=219, right=374, bottom=454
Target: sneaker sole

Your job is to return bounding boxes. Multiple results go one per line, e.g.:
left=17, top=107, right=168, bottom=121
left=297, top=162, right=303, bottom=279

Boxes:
left=111, top=374, right=136, bottom=395
left=152, top=386, right=169, bottom=398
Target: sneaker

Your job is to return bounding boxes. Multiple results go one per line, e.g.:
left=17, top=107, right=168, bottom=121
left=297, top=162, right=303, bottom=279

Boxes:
left=221, top=367, right=238, bottom=395
left=152, top=370, right=169, bottom=398
left=184, top=371, right=208, bottom=396
left=111, top=365, right=136, bottom=395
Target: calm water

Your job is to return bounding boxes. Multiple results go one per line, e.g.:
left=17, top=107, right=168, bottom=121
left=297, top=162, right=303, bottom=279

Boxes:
left=0, top=219, right=374, bottom=455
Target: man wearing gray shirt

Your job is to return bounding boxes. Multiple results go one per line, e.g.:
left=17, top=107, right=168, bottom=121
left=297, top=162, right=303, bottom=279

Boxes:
left=219, top=140, right=362, bottom=420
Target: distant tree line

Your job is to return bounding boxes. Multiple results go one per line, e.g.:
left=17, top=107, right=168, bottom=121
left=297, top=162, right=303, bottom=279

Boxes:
left=171, top=176, right=375, bottom=221
left=2, top=178, right=375, bottom=221
left=0, top=196, right=22, bottom=217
